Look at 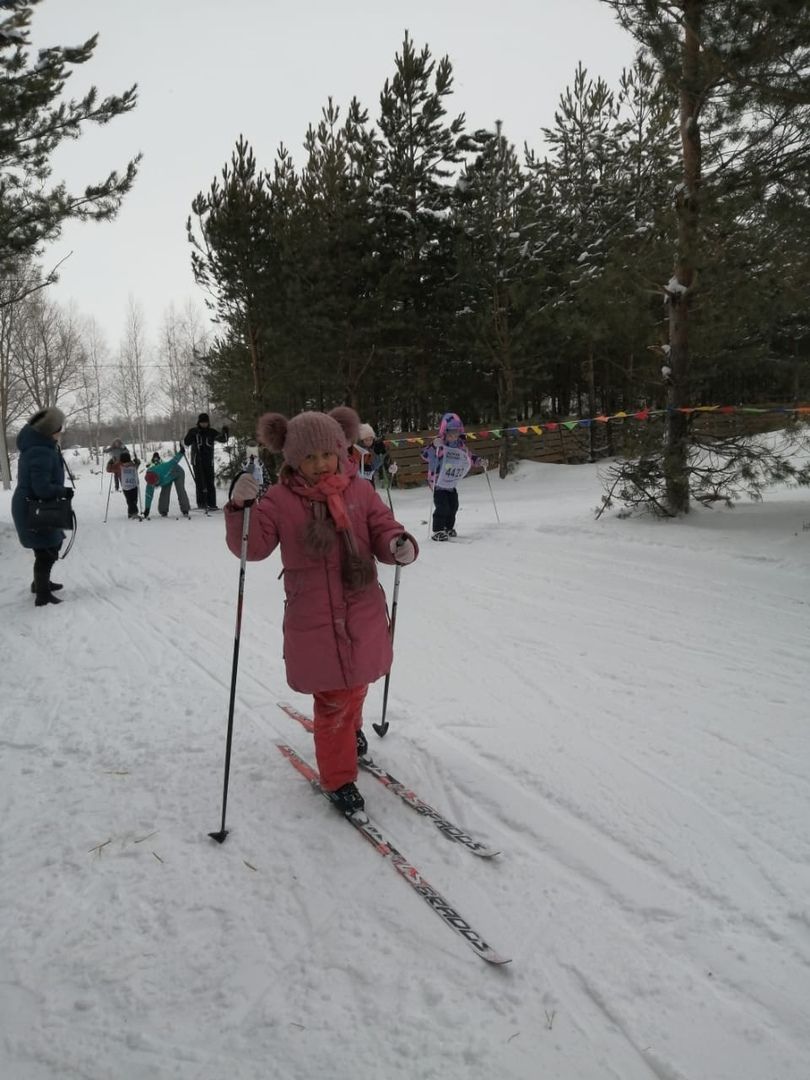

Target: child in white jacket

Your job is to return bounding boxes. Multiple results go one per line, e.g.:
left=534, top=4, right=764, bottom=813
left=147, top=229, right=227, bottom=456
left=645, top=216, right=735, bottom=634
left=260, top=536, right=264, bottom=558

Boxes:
left=118, top=451, right=141, bottom=518
left=421, top=412, right=487, bottom=540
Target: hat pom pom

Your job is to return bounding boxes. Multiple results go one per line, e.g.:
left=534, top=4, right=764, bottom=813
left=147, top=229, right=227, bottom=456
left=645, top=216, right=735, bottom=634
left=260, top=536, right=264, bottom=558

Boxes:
left=329, top=406, right=360, bottom=446
left=257, top=412, right=288, bottom=452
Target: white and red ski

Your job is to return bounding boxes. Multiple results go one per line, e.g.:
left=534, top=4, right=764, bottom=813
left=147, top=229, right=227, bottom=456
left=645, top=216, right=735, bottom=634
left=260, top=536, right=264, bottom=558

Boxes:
left=278, top=701, right=499, bottom=858
left=276, top=742, right=510, bottom=966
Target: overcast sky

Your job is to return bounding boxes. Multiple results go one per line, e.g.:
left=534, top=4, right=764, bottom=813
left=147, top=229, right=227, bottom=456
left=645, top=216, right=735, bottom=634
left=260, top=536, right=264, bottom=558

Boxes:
left=32, top=0, right=637, bottom=356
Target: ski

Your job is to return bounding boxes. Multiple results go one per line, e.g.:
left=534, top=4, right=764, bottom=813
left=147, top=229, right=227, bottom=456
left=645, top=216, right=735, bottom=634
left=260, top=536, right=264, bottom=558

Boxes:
left=278, top=702, right=499, bottom=858
left=276, top=743, right=510, bottom=965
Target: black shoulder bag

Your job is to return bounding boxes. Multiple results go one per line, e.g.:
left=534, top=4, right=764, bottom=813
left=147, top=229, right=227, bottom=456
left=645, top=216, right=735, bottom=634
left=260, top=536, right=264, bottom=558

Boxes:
left=26, top=448, right=78, bottom=554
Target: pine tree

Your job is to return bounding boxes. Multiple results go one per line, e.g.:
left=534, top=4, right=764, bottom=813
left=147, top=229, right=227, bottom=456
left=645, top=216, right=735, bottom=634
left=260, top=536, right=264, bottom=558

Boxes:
left=187, top=137, right=283, bottom=415
left=538, top=63, right=624, bottom=425
left=600, top=58, right=679, bottom=411
left=298, top=97, right=382, bottom=412
left=0, top=0, right=139, bottom=283
left=455, top=122, right=534, bottom=468
left=600, top=0, right=810, bottom=513
left=375, top=32, right=466, bottom=428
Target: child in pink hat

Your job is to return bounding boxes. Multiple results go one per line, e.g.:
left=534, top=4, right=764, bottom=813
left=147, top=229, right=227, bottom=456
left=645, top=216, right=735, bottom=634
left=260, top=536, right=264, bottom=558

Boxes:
left=421, top=412, right=487, bottom=540
left=225, top=406, right=418, bottom=819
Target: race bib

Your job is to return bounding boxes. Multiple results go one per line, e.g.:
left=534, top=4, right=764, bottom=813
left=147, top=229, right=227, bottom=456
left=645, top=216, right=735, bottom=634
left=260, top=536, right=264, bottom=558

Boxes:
left=436, top=445, right=471, bottom=489
left=120, top=465, right=139, bottom=491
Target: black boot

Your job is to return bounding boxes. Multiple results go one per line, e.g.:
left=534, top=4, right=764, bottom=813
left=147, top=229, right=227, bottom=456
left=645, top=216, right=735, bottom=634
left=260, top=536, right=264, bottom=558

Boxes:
left=35, top=592, right=62, bottom=606
left=32, top=547, right=61, bottom=604
left=30, top=582, right=63, bottom=594
left=329, top=782, right=365, bottom=818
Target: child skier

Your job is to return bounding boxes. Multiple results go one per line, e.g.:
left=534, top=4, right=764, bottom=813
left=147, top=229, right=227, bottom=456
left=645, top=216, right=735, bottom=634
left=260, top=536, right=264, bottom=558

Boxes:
left=117, top=450, right=141, bottom=519
left=350, top=423, right=386, bottom=486
left=246, top=453, right=265, bottom=486
left=142, top=448, right=191, bottom=518
left=225, top=406, right=418, bottom=818
left=422, top=412, right=487, bottom=541
left=103, top=438, right=128, bottom=490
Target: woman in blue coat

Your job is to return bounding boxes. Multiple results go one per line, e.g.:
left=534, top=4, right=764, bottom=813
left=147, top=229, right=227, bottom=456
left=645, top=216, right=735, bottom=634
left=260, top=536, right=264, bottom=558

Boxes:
left=11, top=407, right=70, bottom=606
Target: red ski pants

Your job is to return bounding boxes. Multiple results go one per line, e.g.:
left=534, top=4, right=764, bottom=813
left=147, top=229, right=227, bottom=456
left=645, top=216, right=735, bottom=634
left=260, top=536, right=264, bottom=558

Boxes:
left=312, top=685, right=368, bottom=791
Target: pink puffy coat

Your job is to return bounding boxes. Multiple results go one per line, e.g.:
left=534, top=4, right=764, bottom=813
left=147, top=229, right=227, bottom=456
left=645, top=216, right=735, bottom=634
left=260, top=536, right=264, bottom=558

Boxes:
left=224, top=475, right=416, bottom=693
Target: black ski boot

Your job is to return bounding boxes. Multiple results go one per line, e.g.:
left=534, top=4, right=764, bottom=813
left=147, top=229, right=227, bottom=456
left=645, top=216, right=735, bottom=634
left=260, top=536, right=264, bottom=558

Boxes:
left=30, top=582, right=63, bottom=593
left=330, top=782, right=365, bottom=818
left=356, top=729, right=368, bottom=758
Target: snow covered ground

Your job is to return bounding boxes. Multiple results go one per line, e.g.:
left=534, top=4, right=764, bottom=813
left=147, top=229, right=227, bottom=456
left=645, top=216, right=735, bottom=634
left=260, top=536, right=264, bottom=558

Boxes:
left=1, top=452, right=809, bottom=1080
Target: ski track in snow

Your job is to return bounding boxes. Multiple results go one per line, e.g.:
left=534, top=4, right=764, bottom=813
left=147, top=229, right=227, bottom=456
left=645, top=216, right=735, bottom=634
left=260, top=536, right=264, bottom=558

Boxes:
left=1, top=455, right=809, bottom=1080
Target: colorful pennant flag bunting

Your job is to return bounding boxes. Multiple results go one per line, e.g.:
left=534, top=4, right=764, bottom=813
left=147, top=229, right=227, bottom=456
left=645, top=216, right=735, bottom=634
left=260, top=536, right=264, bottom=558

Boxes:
left=382, top=405, right=808, bottom=447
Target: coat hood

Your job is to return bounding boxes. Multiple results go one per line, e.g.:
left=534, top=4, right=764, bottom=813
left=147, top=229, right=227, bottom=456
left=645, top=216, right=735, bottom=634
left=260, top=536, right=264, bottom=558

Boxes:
left=438, top=412, right=464, bottom=439
left=16, top=424, right=59, bottom=454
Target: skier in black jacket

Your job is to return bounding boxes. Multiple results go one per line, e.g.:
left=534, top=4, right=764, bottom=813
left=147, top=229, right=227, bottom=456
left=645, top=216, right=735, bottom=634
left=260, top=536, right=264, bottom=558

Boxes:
left=183, top=412, right=229, bottom=509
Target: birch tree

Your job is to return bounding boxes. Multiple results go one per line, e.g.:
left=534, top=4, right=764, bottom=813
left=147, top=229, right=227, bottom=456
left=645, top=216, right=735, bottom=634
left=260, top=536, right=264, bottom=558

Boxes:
left=13, top=296, right=85, bottom=411
left=158, top=301, right=211, bottom=437
left=113, top=299, right=151, bottom=457
left=75, top=316, right=109, bottom=464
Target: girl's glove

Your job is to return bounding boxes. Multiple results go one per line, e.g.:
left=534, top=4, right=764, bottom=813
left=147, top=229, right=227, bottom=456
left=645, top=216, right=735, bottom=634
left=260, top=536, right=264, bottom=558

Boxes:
left=229, top=473, right=259, bottom=507
left=390, top=534, right=416, bottom=565
left=387, top=462, right=398, bottom=475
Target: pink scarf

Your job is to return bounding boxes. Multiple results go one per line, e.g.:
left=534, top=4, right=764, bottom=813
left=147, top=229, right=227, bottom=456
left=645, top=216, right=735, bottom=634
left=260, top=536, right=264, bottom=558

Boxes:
left=285, top=470, right=375, bottom=588
left=287, top=471, right=351, bottom=530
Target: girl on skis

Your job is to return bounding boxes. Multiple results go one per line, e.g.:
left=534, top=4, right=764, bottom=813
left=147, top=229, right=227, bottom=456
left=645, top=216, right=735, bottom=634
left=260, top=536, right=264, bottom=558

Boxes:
left=225, top=406, right=418, bottom=818
left=421, top=412, right=487, bottom=541
left=142, top=448, right=191, bottom=518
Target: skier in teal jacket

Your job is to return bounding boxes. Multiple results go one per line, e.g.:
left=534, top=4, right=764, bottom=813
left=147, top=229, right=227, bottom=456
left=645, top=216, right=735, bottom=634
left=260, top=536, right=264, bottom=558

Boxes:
left=142, top=449, right=191, bottom=518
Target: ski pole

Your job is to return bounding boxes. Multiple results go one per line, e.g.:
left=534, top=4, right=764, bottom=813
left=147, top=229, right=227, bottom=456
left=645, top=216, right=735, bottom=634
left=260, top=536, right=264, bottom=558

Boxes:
left=383, top=465, right=395, bottom=513
left=103, top=471, right=113, bottom=522
left=373, top=562, right=402, bottom=738
left=483, top=464, right=501, bottom=524
left=209, top=496, right=254, bottom=843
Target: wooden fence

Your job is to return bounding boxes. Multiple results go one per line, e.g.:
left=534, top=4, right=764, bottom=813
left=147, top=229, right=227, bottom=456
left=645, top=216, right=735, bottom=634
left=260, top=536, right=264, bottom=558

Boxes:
left=386, top=426, right=591, bottom=487
left=385, top=409, right=805, bottom=488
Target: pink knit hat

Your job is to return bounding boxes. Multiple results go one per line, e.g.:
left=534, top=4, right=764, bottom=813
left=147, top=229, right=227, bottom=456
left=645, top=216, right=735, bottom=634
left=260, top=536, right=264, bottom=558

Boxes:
left=257, top=406, right=360, bottom=469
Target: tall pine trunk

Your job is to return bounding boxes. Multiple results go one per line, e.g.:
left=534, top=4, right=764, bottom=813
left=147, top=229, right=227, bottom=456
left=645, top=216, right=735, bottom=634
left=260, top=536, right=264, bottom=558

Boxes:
left=664, top=0, right=702, bottom=515
left=493, top=286, right=517, bottom=478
